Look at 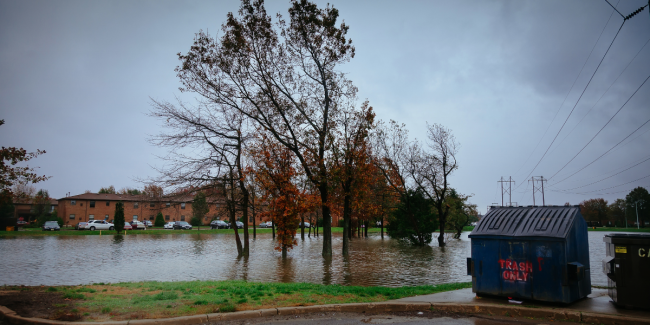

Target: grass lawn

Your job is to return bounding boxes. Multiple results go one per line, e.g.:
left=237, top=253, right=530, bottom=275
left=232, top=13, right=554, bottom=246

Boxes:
left=3, top=280, right=472, bottom=321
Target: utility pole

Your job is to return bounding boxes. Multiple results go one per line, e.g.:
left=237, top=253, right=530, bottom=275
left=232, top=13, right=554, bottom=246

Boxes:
left=635, top=200, right=643, bottom=230
left=498, top=177, right=515, bottom=206
left=529, top=176, right=548, bottom=206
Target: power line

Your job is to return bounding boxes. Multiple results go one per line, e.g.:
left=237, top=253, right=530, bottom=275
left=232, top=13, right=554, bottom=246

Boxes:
left=516, top=20, right=626, bottom=188
left=555, top=156, right=650, bottom=191
left=551, top=116, right=650, bottom=186
left=604, top=0, right=625, bottom=18
left=511, top=3, right=621, bottom=178
left=548, top=73, right=650, bottom=181
left=556, top=174, right=650, bottom=195
left=548, top=36, right=650, bottom=157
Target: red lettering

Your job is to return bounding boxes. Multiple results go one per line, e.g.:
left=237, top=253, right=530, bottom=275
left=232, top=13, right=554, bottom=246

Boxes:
left=517, top=271, right=523, bottom=281
left=509, top=271, right=517, bottom=280
left=512, top=262, right=519, bottom=271
left=506, top=260, right=512, bottom=270
left=522, top=272, right=529, bottom=281
left=503, top=270, right=510, bottom=280
left=537, top=257, right=544, bottom=271
left=519, top=262, right=525, bottom=271
left=526, top=261, right=533, bottom=272
left=499, top=259, right=505, bottom=268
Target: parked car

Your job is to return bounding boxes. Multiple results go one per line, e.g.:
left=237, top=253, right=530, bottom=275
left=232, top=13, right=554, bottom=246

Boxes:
left=85, top=220, right=114, bottom=231
left=164, top=222, right=175, bottom=230
left=16, top=220, right=28, bottom=226
left=173, top=221, right=192, bottom=230
left=42, top=221, right=60, bottom=231
left=131, top=221, right=146, bottom=230
left=144, top=220, right=153, bottom=227
left=210, top=220, right=230, bottom=229
left=123, top=223, right=133, bottom=230
left=75, top=222, right=88, bottom=230
left=299, top=222, right=311, bottom=228
left=233, top=221, right=244, bottom=229
left=259, top=221, right=273, bottom=228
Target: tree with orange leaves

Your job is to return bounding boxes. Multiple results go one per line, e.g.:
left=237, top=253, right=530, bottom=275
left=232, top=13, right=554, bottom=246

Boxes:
left=251, top=134, right=315, bottom=257
left=330, top=101, right=378, bottom=255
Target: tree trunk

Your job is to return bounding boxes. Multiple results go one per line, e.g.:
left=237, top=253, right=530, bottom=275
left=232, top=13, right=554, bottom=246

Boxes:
left=282, top=245, right=287, bottom=259
left=342, top=193, right=352, bottom=255
left=251, top=193, right=256, bottom=239
left=438, top=215, right=447, bottom=247
left=380, top=216, right=384, bottom=239
left=319, top=182, right=332, bottom=257
left=271, top=216, right=275, bottom=239
left=308, top=215, right=312, bottom=238
left=364, top=220, right=368, bottom=237
left=301, top=215, right=305, bottom=240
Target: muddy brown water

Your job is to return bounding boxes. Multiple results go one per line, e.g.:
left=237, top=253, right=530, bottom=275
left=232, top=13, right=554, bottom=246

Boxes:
left=0, top=231, right=620, bottom=287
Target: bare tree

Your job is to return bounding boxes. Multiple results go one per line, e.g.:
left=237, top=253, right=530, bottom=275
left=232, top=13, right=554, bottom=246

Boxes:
left=407, top=123, right=459, bottom=247
left=175, top=0, right=356, bottom=257
left=149, top=100, right=252, bottom=256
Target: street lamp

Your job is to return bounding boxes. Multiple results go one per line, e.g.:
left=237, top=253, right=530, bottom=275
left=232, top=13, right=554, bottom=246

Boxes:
left=635, top=200, right=644, bottom=230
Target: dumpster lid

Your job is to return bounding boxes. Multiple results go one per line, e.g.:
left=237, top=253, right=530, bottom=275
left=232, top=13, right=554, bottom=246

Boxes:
left=604, top=233, right=650, bottom=238
left=470, top=206, right=580, bottom=239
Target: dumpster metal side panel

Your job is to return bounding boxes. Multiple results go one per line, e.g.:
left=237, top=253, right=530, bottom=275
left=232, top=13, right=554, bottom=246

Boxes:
left=530, top=241, right=565, bottom=302
left=471, top=239, right=501, bottom=296
left=499, top=240, right=532, bottom=299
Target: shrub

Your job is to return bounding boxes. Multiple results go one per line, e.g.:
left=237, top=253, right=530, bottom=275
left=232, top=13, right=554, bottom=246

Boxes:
left=154, top=212, right=165, bottom=227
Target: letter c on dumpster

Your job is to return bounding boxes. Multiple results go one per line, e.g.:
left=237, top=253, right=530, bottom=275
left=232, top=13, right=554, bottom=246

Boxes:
left=640, top=248, right=646, bottom=257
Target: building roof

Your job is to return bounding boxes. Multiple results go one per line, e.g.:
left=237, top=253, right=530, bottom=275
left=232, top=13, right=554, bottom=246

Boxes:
left=13, top=198, right=58, bottom=205
left=57, top=192, right=226, bottom=203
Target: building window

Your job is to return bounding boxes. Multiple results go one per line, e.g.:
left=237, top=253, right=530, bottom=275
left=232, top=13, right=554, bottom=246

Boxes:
left=149, top=215, right=154, bottom=220
left=150, top=203, right=155, bottom=208
left=134, top=203, right=139, bottom=208
left=71, top=200, right=76, bottom=205
left=70, top=214, right=75, bottom=220
left=89, top=215, right=94, bottom=220
left=106, top=201, right=110, bottom=206
left=50, top=206, right=55, bottom=212
left=249, top=216, right=254, bottom=222
left=105, top=215, right=109, bottom=220
left=165, top=215, right=170, bottom=221
left=216, top=217, right=220, bottom=220
left=181, top=203, right=186, bottom=209
left=90, top=201, right=95, bottom=208
left=181, top=215, right=185, bottom=221
left=166, top=202, right=170, bottom=208
left=133, top=215, right=138, bottom=221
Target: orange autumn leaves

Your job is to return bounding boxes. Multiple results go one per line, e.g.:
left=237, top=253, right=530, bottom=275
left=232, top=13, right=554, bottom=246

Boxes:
left=250, top=136, right=319, bottom=253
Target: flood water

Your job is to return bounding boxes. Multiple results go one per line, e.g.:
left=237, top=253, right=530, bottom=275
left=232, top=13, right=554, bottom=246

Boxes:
left=0, top=231, right=619, bottom=287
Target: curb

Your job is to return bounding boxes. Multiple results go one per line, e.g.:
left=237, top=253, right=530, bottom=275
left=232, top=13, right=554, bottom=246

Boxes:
left=1, top=302, right=649, bottom=325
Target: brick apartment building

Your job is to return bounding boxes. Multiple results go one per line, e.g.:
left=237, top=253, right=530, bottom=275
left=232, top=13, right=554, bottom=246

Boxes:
left=13, top=198, right=58, bottom=222
left=56, top=193, right=270, bottom=227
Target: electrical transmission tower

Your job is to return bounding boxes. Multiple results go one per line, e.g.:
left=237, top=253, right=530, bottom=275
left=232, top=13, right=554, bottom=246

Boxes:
left=529, top=176, right=548, bottom=206
left=498, top=177, right=515, bottom=206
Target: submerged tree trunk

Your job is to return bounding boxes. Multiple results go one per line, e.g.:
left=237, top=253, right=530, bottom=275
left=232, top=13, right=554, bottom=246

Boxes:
left=320, top=182, right=332, bottom=257
left=301, top=215, right=305, bottom=240
left=342, top=194, right=352, bottom=255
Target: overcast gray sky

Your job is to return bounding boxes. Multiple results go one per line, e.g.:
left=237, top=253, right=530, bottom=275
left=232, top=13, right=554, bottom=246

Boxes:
left=1, top=0, right=649, bottom=214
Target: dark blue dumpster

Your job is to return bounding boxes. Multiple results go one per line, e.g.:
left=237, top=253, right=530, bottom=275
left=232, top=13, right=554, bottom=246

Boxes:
left=467, top=206, right=591, bottom=304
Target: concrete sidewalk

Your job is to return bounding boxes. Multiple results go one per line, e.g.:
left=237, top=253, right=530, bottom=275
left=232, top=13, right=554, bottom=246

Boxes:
left=393, top=287, right=650, bottom=320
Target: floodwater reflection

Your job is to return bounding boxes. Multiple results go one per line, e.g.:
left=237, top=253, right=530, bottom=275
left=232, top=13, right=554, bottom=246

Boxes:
left=0, top=231, right=617, bottom=286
